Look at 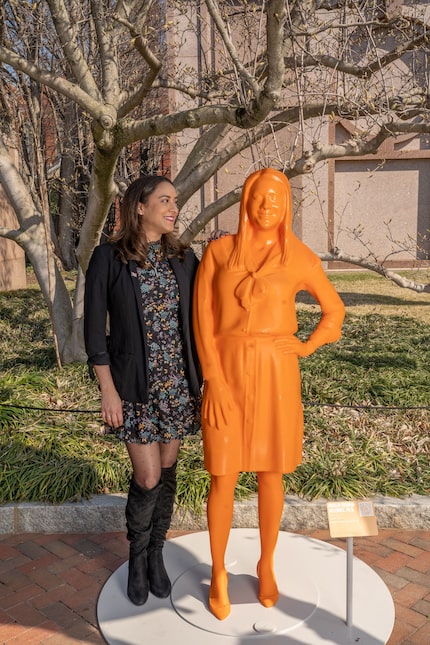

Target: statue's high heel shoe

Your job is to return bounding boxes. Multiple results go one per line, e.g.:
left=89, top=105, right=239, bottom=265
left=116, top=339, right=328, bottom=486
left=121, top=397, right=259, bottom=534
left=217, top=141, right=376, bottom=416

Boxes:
left=257, top=561, right=279, bottom=608
left=209, top=568, right=230, bottom=620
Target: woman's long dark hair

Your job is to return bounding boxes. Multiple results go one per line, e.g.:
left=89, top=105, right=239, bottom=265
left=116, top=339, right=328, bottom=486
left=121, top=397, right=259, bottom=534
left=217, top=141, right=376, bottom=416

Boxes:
left=109, top=175, right=186, bottom=265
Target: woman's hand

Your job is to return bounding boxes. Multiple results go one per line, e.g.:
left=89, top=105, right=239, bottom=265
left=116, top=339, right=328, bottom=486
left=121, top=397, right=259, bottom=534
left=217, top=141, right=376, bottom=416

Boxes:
left=93, top=364, right=124, bottom=428
left=101, top=387, right=123, bottom=429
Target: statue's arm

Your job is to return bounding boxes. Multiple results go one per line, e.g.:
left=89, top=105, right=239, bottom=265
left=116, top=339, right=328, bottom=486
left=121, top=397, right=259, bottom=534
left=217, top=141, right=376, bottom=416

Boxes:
left=192, top=247, right=239, bottom=430
left=275, top=258, right=345, bottom=358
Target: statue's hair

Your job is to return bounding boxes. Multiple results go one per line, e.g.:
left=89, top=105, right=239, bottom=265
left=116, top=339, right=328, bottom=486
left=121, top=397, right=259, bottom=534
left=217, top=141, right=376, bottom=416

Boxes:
left=228, top=168, right=292, bottom=269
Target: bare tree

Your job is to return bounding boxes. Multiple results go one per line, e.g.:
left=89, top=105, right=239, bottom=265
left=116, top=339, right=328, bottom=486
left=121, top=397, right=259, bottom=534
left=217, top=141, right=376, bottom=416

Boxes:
left=0, top=0, right=429, bottom=363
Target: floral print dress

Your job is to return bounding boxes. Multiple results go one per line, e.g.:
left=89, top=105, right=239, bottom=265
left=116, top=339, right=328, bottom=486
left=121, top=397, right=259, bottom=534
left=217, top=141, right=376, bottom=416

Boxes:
left=115, top=242, right=201, bottom=444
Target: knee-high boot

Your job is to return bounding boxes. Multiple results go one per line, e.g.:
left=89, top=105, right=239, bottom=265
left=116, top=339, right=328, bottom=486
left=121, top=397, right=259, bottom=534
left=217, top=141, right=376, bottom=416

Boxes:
left=125, top=477, right=161, bottom=606
left=147, top=462, right=177, bottom=598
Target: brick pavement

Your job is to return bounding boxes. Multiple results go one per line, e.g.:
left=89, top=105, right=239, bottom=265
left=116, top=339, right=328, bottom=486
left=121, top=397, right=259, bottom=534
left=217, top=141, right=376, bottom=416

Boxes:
left=0, top=528, right=429, bottom=644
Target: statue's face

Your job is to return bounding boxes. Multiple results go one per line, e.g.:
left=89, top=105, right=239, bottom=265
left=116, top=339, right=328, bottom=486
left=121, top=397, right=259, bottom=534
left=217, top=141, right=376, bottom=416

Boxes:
left=247, top=175, right=287, bottom=230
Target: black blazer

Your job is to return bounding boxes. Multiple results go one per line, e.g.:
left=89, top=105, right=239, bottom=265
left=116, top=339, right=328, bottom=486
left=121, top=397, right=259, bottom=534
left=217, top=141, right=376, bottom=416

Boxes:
left=84, top=243, right=202, bottom=403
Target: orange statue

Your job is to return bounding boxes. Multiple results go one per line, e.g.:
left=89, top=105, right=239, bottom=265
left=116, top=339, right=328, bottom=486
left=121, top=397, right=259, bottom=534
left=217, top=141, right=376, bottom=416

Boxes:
left=192, top=168, right=345, bottom=620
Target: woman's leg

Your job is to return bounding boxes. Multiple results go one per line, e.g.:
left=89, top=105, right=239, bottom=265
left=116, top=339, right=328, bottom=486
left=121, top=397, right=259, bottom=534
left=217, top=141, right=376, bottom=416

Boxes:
left=127, top=441, right=164, bottom=490
left=147, top=440, right=181, bottom=597
left=124, top=442, right=163, bottom=605
left=126, top=438, right=180, bottom=487
left=256, top=472, right=284, bottom=607
left=125, top=440, right=181, bottom=601
left=206, top=473, right=238, bottom=620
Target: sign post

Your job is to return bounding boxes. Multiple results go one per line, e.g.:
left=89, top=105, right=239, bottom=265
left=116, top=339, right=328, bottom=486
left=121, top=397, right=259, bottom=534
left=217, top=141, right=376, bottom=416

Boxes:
left=327, top=500, right=379, bottom=628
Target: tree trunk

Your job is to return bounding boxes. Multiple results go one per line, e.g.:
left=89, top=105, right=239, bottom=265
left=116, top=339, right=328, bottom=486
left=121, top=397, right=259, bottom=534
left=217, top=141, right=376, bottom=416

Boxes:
left=58, top=150, right=78, bottom=270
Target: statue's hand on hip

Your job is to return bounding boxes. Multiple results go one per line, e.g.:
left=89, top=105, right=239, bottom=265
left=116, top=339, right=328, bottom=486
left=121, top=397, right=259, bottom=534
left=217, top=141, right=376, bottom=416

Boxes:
left=273, top=336, right=314, bottom=358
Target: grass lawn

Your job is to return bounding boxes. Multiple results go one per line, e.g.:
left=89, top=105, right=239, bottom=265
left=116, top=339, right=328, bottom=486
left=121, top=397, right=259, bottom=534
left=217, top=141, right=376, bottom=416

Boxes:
left=0, top=269, right=429, bottom=511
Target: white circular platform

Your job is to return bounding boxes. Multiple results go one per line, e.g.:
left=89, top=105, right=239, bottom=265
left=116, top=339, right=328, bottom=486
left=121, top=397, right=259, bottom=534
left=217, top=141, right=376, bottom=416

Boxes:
left=97, top=529, right=395, bottom=644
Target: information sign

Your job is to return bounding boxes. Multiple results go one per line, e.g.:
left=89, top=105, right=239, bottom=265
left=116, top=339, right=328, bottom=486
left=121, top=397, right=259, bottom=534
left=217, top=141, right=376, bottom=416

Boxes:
left=327, top=500, right=378, bottom=538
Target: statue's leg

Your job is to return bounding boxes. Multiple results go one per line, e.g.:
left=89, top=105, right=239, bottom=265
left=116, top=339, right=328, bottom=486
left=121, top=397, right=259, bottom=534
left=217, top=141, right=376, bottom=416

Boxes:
left=206, top=472, right=238, bottom=620
left=256, top=471, right=284, bottom=607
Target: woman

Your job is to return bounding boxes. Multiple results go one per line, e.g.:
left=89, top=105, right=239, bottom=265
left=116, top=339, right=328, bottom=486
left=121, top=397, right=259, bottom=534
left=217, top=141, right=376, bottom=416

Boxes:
left=84, top=175, right=201, bottom=606
left=193, top=168, right=345, bottom=620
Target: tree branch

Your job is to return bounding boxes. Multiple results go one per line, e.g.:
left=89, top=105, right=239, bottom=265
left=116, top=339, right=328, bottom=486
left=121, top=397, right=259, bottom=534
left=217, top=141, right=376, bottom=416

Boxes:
left=153, top=77, right=226, bottom=102
left=284, top=34, right=428, bottom=80
left=180, top=186, right=242, bottom=244
left=236, top=0, right=286, bottom=128
left=367, top=34, right=428, bottom=75
left=0, top=134, right=42, bottom=230
left=90, top=0, right=120, bottom=105
left=0, top=46, right=116, bottom=128
left=385, top=120, right=430, bottom=135
left=45, top=0, right=101, bottom=100
left=320, top=249, right=430, bottom=293
left=174, top=123, right=231, bottom=188
left=114, top=5, right=162, bottom=117
left=0, top=226, right=22, bottom=242
left=120, top=103, right=240, bottom=146
left=204, top=0, right=261, bottom=97
left=175, top=110, right=300, bottom=205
